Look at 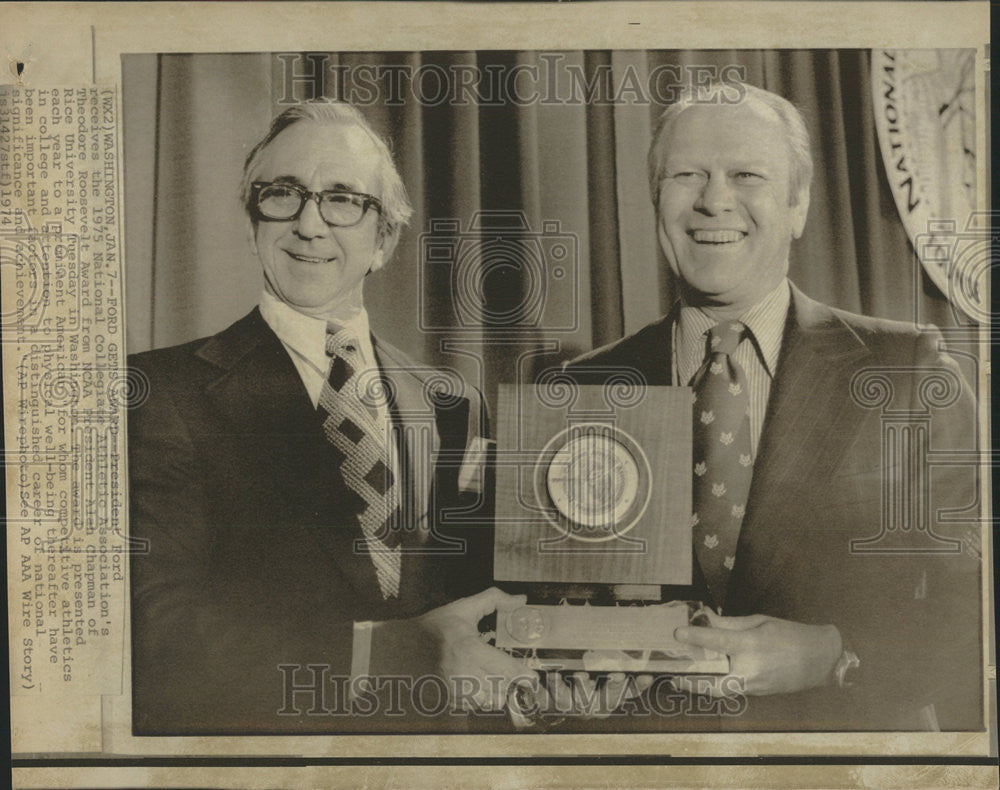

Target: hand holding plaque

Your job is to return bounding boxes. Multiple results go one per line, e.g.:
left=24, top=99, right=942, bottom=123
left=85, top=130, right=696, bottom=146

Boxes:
left=493, top=382, right=729, bottom=679
left=671, top=610, right=842, bottom=697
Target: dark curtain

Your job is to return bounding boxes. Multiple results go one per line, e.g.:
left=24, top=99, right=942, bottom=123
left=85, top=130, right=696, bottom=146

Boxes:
left=124, top=50, right=971, bottom=416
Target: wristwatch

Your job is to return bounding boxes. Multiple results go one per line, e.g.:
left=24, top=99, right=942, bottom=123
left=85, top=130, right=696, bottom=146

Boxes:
left=833, top=648, right=861, bottom=688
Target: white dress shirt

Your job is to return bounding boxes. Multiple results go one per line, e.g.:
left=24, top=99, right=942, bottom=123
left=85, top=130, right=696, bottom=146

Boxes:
left=259, top=290, right=387, bottom=415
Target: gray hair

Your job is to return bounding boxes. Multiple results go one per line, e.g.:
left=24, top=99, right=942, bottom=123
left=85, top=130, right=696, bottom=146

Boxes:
left=647, top=82, right=813, bottom=207
left=241, top=102, right=413, bottom=262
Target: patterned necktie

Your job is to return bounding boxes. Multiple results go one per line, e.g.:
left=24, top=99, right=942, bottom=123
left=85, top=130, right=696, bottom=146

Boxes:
left=691, top=321, right=753, bottom=611
left=318, top=325, right=401, bottom=600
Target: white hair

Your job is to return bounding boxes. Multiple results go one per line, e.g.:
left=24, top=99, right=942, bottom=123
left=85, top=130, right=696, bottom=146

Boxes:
left=647, top=82, right=813, bottom=207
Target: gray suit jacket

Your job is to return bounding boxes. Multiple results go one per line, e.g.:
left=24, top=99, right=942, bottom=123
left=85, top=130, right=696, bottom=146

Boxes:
left=560, top=283, right=982, bottom=731
left=129, top=308, right=493, bottom=734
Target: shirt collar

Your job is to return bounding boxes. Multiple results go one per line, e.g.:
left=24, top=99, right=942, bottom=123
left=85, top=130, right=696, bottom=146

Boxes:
left=259, top=291, right=376, bottom=374
left=739, top=279, right=790, bottom=378
left=674, top=279, right=790, bottom=385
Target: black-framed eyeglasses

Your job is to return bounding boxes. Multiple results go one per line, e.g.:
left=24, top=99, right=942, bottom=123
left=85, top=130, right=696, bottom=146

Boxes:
left=250, top=181, right=383, bottom=227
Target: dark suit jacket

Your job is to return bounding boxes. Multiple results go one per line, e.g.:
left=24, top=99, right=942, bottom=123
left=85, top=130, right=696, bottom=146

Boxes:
left=128, top=309, right=493, bottom=734
left=560, top=283, right=982, bottom=731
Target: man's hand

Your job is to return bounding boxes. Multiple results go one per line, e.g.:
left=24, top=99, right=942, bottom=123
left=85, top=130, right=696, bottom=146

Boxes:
left=671, top=611, right=842, bottom=697
left=417, top=587, right=538, bottom=711
left=370, top=587, right=535, bottom=712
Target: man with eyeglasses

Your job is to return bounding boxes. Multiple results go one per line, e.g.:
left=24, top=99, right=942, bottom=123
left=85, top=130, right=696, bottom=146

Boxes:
left=128, top=103, right=529, bottom=734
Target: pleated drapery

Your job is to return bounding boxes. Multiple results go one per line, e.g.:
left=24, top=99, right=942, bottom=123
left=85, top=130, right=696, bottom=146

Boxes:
left=124, top=50, right=972, bottom=414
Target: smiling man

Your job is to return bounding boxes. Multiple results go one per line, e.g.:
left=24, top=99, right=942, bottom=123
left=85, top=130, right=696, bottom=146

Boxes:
left=653, top=95, right=809, bottom=320
left=564, top=83, right=981, bottom=731
left=127, top=103, right=529, bottom=734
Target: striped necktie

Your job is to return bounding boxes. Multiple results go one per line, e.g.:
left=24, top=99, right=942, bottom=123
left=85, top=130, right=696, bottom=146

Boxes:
left=691, top=321, right=753, bottom=611
left=318, top=325, right=401, bottom=599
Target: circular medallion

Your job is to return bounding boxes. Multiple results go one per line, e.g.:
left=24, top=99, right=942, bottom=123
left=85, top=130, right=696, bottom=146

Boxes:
left=533, top=422, right=651, bottom=543
left=505, top=606, right=548, bottom=644
left=546, top=433, right=640, bottom=528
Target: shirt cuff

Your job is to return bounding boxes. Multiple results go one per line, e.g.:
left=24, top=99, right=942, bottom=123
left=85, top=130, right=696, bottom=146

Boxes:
left=348, top=620, right=374, bottom=702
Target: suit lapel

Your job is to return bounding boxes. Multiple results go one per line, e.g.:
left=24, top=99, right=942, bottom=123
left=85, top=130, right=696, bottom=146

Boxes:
left=727, top=286, right=876, bottom=610
left=375, top=337, right=486, bottom=613
left=198, top=309, right=383, bottom=604
left=374, top=337, right=468, bottom=610
left=626, top=314, right=674, bottom=386
left=574, top=311, right=675, bottom=387
left=375, top=338, right=440, bottom=544
left=198, top=309, right=318, bottom=443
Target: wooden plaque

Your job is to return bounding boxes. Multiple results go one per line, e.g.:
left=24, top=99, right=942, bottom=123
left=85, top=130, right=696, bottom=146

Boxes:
left=494, top=384, right=692, bottom=584
left=494, top=601, right=729, bottom=674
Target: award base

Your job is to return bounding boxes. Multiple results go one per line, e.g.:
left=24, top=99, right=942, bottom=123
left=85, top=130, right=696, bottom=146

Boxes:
left=495, top=600, right=730, bottom=674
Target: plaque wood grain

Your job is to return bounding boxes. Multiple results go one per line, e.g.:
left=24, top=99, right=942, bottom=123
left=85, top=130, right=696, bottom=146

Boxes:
left=494, top=384, right=692, bottom=584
